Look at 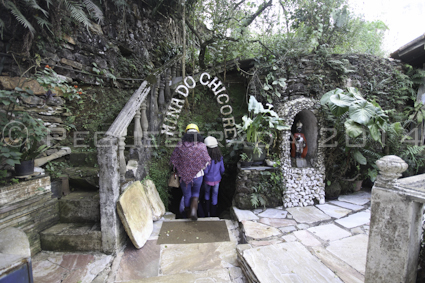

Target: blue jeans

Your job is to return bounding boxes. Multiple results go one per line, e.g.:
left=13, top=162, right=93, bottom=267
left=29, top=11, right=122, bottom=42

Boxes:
left=180, top=176, right=203, bottom=208
left=204, top=183, right=220, bottom=205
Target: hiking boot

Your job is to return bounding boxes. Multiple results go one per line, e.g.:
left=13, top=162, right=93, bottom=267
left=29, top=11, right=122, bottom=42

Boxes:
left=190, top=197, right=198, bottom=220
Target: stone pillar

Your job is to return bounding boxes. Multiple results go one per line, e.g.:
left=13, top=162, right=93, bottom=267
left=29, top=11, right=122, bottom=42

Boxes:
left=118, top=128, right=127, bottom=182
left=365, top=155, right=422, bottom=283
left=133, top=108, right=143, bottom=147
left=141, top=102, right=149, bottom=142
left=97, top=137, right=125, bottom=254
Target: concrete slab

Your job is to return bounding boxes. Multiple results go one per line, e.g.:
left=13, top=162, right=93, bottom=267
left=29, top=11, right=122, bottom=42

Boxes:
left=241, top=242, right=343, bottom=282
left=258, top=208, right=288, bottom=218
left=142, top=179, right=166, bottom=221
left=259, top=218, right=297, bottom=228
left=335, top=211, right=370, bottom=229
left=32, top=252, right=112, bottom=283
left=148, top=221, right=163, bottom=240
left=296, top=224, right=309, bottom=230
left=127, top=268, right=231, bottom=282
left=162, top=212, right=176, bottom=220
left=32, top=258, right=68, bottom=283
left=316, top=204, right=351, bottom=219
left=326, top=234, right=369, bottom=274
left=338, top=191, right=371, bottom=205
left=159, top=241, right=237, bottom=275
left=117, top=181, right=153, bottom=249
left=242, top=220, right=281, bottom=240
left=310, top=246, right=365, bottom=283
left=157, top=220, right=230, bottom=244
left=248, top=239, right=283, bottom=247
left=286, top=206, right=331, bottom=223
left=282, top=234, right=297, bottom=242
left=115, top=240, right=160, bottom=281
left=232, top=207, right=259, bottom=222
left=279, top=226, right=297, bottom=234
left=307, top=224, right=351, bottom=242
left=293, top=230, right=322, bottom=246
left=329, top=200, right=364, bottom=211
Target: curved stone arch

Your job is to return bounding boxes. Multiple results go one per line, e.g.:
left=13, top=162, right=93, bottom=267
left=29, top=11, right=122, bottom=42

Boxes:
left=277, top=97, right=325, bottom=169
left=277, top=97, right=326, bottom=207
left=160, top=73, right=238, bottom=143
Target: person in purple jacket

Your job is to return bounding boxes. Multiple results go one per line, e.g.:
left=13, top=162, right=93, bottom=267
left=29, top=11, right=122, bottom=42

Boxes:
left=203, top=136, right=225, bottom=217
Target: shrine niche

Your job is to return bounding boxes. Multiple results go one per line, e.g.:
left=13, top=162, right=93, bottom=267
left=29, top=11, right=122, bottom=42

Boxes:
left=277, top=97, right=326, bottom=207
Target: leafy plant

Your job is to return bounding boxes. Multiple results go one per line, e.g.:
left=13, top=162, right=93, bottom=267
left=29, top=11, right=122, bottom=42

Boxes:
left=250, top=170, right=286, bottom=208
left=236, top=95, right=289, bottom=155
left=320, top=87, right=400, bottom=147
left=1, top=86, right=49, bottom=172
left=0, top=0, right=104, bottom=40
left=44, top=161, right=68, bottom=179
left=240, top=152, right=252, bottom=162
left=36, top=65, right=85, bottom=101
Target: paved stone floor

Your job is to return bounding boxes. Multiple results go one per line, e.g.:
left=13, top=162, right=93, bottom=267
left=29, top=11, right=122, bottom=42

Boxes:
left=32, top=190, right=371, bottom=283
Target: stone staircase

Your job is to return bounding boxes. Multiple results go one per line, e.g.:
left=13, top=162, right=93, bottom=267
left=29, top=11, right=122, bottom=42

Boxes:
left=40, top=190, right=102, bottom=252
left=40, top=151, right=103, bottom=253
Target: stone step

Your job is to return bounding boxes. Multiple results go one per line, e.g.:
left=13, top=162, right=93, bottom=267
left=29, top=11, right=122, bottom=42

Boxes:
left=40, top=223, right=101, bottom=252
left=62, top=166, right=99, bottom=190
left=59, top=191, right=100, bottom=223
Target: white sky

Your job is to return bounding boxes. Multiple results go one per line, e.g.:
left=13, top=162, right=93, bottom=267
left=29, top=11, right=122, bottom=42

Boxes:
left=348, top=0, right=425, bottom=55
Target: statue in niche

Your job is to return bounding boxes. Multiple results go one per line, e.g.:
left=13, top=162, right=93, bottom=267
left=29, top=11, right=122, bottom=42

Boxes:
left=291, top=121, right=308, bottom=167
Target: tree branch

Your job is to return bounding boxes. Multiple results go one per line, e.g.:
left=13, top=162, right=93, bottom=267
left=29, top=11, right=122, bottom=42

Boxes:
left=240, top=0, right=273, bottom=27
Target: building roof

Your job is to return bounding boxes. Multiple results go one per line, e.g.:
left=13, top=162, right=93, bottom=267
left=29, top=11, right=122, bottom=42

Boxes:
left=390, top=33, right=425, bottom=68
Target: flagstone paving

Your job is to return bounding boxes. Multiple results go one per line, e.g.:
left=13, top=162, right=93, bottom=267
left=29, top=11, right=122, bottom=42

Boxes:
left=31, top=191, right=372, bottom=282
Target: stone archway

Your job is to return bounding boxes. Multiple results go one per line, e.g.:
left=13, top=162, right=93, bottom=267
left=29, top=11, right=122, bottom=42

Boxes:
left=277, top=97, right=326, bottom=207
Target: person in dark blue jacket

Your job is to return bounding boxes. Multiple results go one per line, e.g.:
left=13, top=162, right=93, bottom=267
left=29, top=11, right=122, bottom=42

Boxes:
left=203, top=136, right=225, bottom=217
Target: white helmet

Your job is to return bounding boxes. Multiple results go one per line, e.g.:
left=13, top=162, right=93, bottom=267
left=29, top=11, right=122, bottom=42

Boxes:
left=204, top=136, right=218, bottom=148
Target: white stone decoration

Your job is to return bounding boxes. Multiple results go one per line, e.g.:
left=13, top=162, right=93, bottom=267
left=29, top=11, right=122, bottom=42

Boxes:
left=277, top=97, right=326, bottom=208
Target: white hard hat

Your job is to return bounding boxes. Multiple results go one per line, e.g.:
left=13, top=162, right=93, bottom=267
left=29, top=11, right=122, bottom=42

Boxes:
left=204, top=136, right=218, bottom=148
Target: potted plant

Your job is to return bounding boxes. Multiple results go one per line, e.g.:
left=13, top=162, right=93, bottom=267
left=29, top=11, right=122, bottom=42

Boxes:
left=236, top=95, right=289, bottom=164
left=239, top=152, right=253, bottom=168
left=1, top=88, right=49, bottom=177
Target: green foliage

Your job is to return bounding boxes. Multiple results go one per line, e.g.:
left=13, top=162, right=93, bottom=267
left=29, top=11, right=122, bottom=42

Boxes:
left=321, top=87, right=396, bottom=145
left=36, top=66, right=85, bottom=101
left=236, top=95, right=289, bottom=155
left=250, top=169, right=286, bottom=208
left=0, top=86, right=49, bottom=169
left=44, top=161, right=68, bottom=179
left=240, top=152, right=252, bottom=162
left=146, top=140, right=173, bottom=211
left=401, top=145, right=425, bottom=174
left=0, top=0, right=103, bottom=40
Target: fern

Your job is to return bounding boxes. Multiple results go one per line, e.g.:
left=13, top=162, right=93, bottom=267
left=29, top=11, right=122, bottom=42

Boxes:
left=5, top=1, right=36, bottom=35
left=24, top=0, right=49, bottom=17
left=63, top=0, right=92, bottom=30
left=34, top=16, right=53, bottom=35
left=83, top=0, right=104, bottom=24
left=250, top=193, right=259, bottom=208
left=401, top=145, right=425, bottom=173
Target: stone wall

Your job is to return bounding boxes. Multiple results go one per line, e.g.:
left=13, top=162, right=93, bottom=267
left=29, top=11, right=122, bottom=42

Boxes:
left=0, top=176, right=59, bottom=255
left=234, top=166, right=283, bottom=210
left=0, top=1, right=182, bottom=161
left=276, top=98, right=326, bottom=207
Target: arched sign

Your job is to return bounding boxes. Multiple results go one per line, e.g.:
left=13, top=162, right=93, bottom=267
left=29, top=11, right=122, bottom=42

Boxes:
left=160, top=72, right=237, bottom=141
